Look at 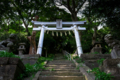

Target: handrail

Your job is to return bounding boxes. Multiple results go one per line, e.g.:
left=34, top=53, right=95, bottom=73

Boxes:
left=62, top=50, right=71, bottom=61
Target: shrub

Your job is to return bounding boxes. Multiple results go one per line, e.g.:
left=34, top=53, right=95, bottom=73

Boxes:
left=0, top=51, right=20, bottom=58
left=91, top=68, right=113, bottom=80
left=18, top=56, right=53, bottom=80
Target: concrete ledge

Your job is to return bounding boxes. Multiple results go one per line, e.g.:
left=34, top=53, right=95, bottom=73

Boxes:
left=16, top=54, right=40, bottom=59
left=32, top=71, right=41, bottom=80
left=73, top=59, right=95, bottom=80
left=80, top=54, right=111, bottom=60
left=80, top=54, right=111, bottom=69
left=16, top=54, right=40, bottom=65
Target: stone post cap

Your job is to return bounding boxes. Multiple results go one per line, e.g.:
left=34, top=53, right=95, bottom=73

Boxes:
left=18, top=48, right=25, bottom=51
left=19, top=43, right=26, bottom=45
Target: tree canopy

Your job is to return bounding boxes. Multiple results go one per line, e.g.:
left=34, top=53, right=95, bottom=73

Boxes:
left=85, top=0, right=120, bottom=39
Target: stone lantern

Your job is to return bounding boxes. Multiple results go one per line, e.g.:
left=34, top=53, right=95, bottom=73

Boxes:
left=18, top=43, right=25, bottom=55
left=91, top=42, right=102, bottom=54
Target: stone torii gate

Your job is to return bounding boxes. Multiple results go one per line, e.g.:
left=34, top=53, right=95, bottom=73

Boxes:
left=32, top=20, right=86, bottom=57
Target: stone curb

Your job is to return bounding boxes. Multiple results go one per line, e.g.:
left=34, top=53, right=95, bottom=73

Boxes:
left=32, top=61, right=48, bottom=80
left=32, top=71, right=41, bottom=80
left=72, top=59, right=95, bottom=80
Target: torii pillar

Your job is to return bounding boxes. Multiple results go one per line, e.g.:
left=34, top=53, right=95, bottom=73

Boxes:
left=37, top=25, right=45, bottom=56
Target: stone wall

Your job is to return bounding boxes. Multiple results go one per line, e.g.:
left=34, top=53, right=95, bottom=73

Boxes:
left=0, top=57, right=25, bottom=80
left=102, top=59, right=120, bottom=80
left=17, top=54, right=40, bottom=65
left=80, top=54, right=111, bottom=69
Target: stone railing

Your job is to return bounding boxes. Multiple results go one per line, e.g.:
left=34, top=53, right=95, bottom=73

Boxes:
left=62, top=50, right=71, bottom=61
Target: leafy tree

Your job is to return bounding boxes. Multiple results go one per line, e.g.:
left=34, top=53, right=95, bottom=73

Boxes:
left=82, top=0, right=102, bottom=45
left=86, top=0, right=120, bottom=39
left=53, top=0, right=86, bottom=21
left=10, top=0, right=48, bottom=35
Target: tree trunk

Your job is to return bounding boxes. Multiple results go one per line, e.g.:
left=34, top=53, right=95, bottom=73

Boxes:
left=28, top=15, right=39, bottom=55
left=71, top=13, right=78, bottom=21
left=86, top=17, right=98, bottom=45
left=22, top=20, right=29, bottom=35
left=92, top=26, right=97, bottom=45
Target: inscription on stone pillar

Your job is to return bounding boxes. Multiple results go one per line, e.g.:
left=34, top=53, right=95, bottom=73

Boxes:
left=56, top=19, right=62, bottom=29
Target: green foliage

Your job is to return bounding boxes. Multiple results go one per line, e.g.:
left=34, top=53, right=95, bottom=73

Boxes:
left=0, top=32, right=10, bottom=41
left=18, top=56, right=53, bottom=80
left=84, top=0, right=120, bottom=40
left=50, top=68, right=55, bottom=71
left=73, top=56, right=84, bottom=63
left=73, top=56, right=79, bottom=59
left=91, top=68, right=113, bottom=80
left=104, top=52, right=110, bottom=54
left=64, top=54, right=72, bottom=61
left=41, top=31, right=76, bottom=53
left=76, top=66, right=80, bottom=70
left=64, top=56, right=68, bottom=60
left=81, top=29, right=93, bottom=53
left=47, top=54, right=55, bottom=59
left=8, top=29, right=16, bottom=33
left=91, top=52, right=100, bottom=54
left=25, top=64, right=37, bottom=73
left=0, top=51, right=20, bottom=58
left=36, top=57, right=53, bottom=63
left=0, top=32, right=29, bottom=54
left=76, top=58, right=84, bottom=63
left=97, top=58, right=105, bottom=66
left=64, top=55, right=69, bottom=60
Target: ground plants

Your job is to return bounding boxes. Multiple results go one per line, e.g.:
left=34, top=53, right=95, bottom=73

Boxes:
left=73, top=56, right=84, bottom=63
left=64, top=55, right=71, bottom=60
left=91, top=52, right=100, bottom=54
left=91, top=68, right=113, bottom=80
left=64, top=55, right=68, bottom=59
left=97, top=58, right=105, bottom=66
left=73, top=56, right=79, bottom=59
left=76, top=58, right=84, bottom=63
left=50, top=68, right=55, bottom=71
left=104, top=52, right=111, bottom=54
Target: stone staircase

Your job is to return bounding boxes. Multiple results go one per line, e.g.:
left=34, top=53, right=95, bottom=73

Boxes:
left=39, top=54, right=86, bottom=80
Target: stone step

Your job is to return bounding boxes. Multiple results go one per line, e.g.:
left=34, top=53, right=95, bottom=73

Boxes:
left=40, top=71, right=82, bottom=76
left=38, top=58, right=85, bottom=80
left=47, top=63, right=75, bottom=65
left=48, top=62, right=73, bottom=64
left=41, top=71, right=80, bottom=73
left=48, top=62, right=74, bottom=65
left=54, top=58, right=66, bottom=60
left=48, top=60, right=73, bottom=62
left=43, top=68, right=80, bottom=72
left=45, top=64, right=76, bottom=67
left=39, top=76, right=85, bottom=80
left=45, top=66, right=75, bottom=69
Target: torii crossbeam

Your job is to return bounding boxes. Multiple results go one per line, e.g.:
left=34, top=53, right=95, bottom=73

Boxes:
left=32, top=19, right=86, bottom=57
